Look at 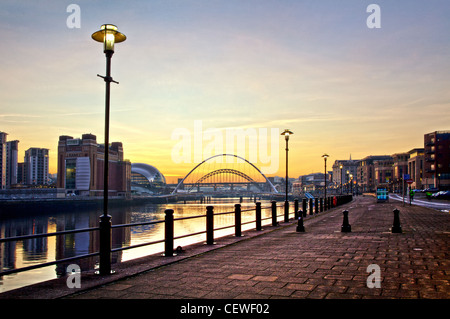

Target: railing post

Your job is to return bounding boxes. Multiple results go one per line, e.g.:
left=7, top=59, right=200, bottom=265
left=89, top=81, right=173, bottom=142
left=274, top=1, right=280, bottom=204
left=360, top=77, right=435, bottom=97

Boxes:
left=309, top=198, right=313, bottom=215
left=294, top=199, right=299, bottom=219
left=99, top=214, right=112, bottom=275
left=271, top=200, right=278, bottom=226
left=315, top=198, right=318, bottom=214
left=164, top=209, right=175, bottom=256
left=320, top=197, right=323, bottom=212
left=392, top=208, right=402, bottom=233
left=206, top=206, right=215, bottom=245
left=235, top=204, right=242, bottom=237
left=302, top=198, right=307, bottom=217
left=284, top=200, right=289, bottom=222
left=255, top=202, right=262, bottom=231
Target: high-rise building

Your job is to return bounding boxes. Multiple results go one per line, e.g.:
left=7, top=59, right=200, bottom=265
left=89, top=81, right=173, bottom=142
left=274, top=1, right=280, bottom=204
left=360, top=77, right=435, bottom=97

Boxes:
left=6, top=140, right=19, bottom=187
left=424, top=131, right=450, bottom=190
left=57, top=134, right=131, bottom=196
left=0, top=132, right=7, bottom=189
left=24, top=148, right=49, bottom=185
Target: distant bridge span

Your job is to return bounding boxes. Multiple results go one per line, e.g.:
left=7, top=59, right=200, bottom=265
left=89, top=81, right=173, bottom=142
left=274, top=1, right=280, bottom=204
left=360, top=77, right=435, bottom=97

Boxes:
left=196, top=169, right=255, bottom=184
left=172, top=154, right=278, bottom=194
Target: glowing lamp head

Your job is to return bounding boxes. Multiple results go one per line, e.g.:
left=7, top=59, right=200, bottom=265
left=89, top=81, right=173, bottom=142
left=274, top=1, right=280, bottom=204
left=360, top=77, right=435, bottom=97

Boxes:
left=281, top=129, right=293, bottom=141
left=322, top=153, right=329, bottom=160
left=92, top=24, right=126, bottom=53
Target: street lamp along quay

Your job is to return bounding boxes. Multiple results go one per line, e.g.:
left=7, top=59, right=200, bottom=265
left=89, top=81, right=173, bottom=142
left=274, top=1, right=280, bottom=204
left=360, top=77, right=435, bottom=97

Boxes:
left=281, top=129, right=293, bottom=223
left=322, top=154, right=329, bottom=207
left=92, top=24, right=126, bottom=276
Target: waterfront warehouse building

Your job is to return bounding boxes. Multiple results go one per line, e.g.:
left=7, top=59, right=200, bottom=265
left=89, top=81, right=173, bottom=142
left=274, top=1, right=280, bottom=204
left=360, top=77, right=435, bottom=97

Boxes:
left=57, top=134, right=131, bottom=197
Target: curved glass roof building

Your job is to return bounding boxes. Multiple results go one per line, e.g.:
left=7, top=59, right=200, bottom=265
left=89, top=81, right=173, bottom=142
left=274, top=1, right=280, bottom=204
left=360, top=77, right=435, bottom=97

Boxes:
left=131, top=163, right=166, bottom=194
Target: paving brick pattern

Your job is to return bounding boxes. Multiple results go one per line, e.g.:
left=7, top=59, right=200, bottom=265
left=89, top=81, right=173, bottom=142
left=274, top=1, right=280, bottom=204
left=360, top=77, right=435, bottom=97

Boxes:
left=67, top=196, right=450, bottom=299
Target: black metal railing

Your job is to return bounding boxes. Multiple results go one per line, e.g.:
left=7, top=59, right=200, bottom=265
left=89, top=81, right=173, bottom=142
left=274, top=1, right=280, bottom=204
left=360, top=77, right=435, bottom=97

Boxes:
left=0, top=195, right=353, bottom=278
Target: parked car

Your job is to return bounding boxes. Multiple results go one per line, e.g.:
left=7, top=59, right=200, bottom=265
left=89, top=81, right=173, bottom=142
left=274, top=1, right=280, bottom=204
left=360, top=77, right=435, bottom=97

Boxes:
left=432, top=191, right=450, bottom=199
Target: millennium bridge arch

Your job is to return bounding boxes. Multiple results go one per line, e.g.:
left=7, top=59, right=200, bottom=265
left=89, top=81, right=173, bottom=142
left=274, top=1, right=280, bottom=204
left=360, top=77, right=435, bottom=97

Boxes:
left=172, top=154, right=278, bottom=194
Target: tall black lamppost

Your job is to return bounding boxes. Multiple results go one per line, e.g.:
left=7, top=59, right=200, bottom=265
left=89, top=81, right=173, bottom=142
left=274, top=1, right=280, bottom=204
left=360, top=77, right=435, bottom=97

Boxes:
left=322, top=154, right=329, bottom=200
left=350, top=174, right=353, bottom=195
left=340, top=164, right=343, bottom=195
left=281, top=129, right=293, bottom=222
left=92, top=24, right=126, bottom=275
left=346, top=170, right=350, bottom=194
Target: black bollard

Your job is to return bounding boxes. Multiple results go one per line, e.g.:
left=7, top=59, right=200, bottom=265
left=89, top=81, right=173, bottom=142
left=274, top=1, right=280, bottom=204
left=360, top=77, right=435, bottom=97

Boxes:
left=284, top=200, right=289, bottom=222
left=315, top=198, right=319, bottom=214
left=309, top=198, right=313, bottom=215
left=98, top=214, right=112, bottom=275
left=294, top=199, right=299, bottom=219
left=255, top=202, right=262, bottom=231
left=164, top=209, right=176, bottom=256
left=271, top=200, right=278, bottom=226
left=296, top=212, right=305, bottom=232
left=392, top=208, right=402, bottom=233
left=235, top=204, right=242, bottom=237
left=206, top=206, right=215, bottom=245
left=341, top=210, right=351, bottom=232
left=302, top=198, right=307, bottom=217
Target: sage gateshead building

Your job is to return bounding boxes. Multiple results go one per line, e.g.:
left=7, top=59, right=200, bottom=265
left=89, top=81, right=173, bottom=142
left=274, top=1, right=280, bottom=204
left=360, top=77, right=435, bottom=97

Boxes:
left=56, top=134, right=131, bottom=197
left=131, top=163, right=166, bottom=195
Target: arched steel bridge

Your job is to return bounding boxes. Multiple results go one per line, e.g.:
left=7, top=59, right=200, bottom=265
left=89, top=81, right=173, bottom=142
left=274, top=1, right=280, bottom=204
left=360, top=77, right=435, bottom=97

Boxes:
left=196, top=168, right=255, bottom=184
left=172, top=154, right=278, bottom=194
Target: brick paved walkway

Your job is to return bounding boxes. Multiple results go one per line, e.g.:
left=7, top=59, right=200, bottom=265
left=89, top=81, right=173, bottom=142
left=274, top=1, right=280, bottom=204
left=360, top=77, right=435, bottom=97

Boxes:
left=65, top=196, right=449, bottom=300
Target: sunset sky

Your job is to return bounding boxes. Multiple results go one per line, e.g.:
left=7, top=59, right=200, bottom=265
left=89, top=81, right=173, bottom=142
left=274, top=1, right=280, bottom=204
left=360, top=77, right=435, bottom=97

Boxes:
left=1, top=0, right=449, bottom=183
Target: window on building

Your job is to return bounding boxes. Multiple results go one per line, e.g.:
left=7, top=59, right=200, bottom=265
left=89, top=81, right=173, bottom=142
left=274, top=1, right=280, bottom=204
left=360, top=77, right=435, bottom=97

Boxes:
left=65, top=159, right=76, bottom=189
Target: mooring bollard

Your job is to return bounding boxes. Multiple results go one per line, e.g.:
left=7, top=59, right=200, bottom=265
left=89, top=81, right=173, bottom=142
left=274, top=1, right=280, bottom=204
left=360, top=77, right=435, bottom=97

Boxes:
left=164, top=209, right=175, bottom=256
left=296, top=212, right=305, bottom=232
left=294, top=199, right=299, bottom=219
left=235, top=204, right=242, bottom=237
left=206, top=206, right=215, bottom=245
left=392, top=208, right=402, bottom=233
left=271, top=200, right=278, bottom=226
left=256, top=202, right=262, bottom=231
left=341, top=210, right=351, bottom=232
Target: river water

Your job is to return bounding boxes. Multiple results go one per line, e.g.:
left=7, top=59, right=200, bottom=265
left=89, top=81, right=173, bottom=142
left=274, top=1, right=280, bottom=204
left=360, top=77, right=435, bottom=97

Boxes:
left=0, top=197, right=284, bottom=293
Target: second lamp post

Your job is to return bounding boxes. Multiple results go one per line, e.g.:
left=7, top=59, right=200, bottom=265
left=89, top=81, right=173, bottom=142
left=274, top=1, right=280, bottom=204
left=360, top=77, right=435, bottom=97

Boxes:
left=281, top=129, right=293, bottom=222
left=322, top=154, right=329, bottom=203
